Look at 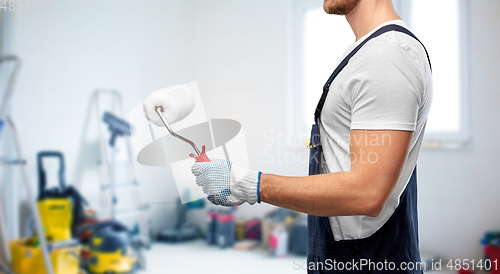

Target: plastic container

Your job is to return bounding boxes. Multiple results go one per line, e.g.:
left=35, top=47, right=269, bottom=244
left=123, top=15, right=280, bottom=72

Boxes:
left=37, top=199, right=73, bottom=242
left=269, top=226, right=288, bottom=257
left=216, top=211, right=235, bottom=248
left=235, top=220, right=246, bottom=241
left=10, top=237, right=80, bottom=274
left=262, top=208, right=298, bottom=248
left=245, top=218, right=261, bottom=241
left=206, top=210, right=218, bottom=245
left=485, top=244, right=500, bottom=274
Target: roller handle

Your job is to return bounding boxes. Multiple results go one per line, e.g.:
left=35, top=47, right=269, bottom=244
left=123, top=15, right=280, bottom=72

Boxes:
left=190, top=145, right=210, bottom=162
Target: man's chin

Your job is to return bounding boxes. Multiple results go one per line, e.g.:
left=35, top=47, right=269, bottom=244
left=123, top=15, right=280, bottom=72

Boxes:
left=324, top=0, right=361, bottom=16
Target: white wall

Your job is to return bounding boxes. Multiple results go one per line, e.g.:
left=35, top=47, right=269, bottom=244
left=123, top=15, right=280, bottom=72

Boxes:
left=2, top=0, right=500, bottom=261
left=188, top=0, right=297, bottom=218
left=3, top=0, right=295, bottom=234
left=417, top=0, right=500, bottom=261
left=4, top=0, right=196, bottom=233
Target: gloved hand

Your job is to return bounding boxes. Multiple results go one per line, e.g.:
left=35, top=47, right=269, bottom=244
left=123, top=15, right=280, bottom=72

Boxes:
left=191, top=158, right=261, bottom=207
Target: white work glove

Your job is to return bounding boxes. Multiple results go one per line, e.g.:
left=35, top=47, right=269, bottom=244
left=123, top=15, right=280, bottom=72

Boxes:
left=191, top=158, right=261, bottom=207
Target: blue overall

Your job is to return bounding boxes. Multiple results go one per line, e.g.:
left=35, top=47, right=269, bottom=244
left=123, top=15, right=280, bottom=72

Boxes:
left=307, top=25, right=431, bottom=273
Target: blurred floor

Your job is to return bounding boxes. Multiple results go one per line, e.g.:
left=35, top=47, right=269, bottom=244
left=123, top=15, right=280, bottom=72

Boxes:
left=144, top=240, right=490, bottom=274
left=144, top=240, right=306, bottom=274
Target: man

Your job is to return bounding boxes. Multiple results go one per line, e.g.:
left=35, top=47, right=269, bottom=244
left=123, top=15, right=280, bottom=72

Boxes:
left=191, top=0, right=432, bottom=272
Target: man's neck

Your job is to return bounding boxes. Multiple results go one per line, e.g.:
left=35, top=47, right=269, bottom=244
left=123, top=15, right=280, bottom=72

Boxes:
left=346, top=0, right=401, bottom=41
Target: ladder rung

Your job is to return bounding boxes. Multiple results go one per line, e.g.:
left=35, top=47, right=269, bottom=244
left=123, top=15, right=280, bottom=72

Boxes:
left=0, top=158, right=26, bottom=165
left=101, top=182, right=139, bottom=190
left=116, top=206, right=148, bottom=215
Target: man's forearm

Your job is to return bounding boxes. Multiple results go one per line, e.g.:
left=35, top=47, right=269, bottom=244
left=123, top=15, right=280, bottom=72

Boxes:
left=259, top=172, right=383, bottom=217
left=191, top=130, right=409, bottom=212
left=259, top=130, right=412, bottom=217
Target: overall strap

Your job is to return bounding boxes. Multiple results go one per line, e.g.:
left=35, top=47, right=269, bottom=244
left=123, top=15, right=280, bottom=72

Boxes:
left=314, top=24, right=432, bottom=122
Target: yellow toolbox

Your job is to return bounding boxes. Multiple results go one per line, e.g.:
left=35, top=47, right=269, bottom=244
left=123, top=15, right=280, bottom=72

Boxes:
left=9, top=238, right=80, bottom=274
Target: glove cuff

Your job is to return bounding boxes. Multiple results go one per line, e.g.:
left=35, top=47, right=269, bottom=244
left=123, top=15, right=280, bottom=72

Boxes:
left=231, top=165, right=260, bottom=205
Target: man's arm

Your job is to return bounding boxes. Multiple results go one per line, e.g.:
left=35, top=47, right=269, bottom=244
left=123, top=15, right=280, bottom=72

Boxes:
left=259, top=129, right=413, bottom=217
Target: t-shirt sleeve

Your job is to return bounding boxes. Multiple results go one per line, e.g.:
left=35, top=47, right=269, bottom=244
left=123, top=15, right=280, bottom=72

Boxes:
left=345, top=41, right=425, bottom=131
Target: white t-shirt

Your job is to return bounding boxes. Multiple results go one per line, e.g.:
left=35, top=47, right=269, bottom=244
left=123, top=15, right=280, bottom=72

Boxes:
left=319, top=20, right=433, bottom=240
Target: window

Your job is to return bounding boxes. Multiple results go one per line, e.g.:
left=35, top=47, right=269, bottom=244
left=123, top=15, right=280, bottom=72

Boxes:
left=290, top=0, right=471, bottom=147
left=405, top=0, right=471, bottom=146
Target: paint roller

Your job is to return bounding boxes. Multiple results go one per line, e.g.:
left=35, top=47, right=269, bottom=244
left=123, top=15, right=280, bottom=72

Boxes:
left=142, top=85, right=210, bottom=162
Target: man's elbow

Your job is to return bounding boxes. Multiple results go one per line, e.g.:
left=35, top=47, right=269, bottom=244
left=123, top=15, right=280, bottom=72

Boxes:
left=361, top=192, right=388, bottom=218
left=364, top=200, right=385, bottom=218
left=356, top=175, right=396, bottom=217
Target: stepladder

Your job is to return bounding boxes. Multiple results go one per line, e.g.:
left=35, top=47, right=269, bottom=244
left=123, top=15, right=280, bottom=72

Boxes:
left=94, top=89, right=151, bottom=246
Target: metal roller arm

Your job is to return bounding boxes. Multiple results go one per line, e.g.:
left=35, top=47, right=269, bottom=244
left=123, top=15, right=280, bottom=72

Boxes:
left=155, top=106, right=201, bottom=156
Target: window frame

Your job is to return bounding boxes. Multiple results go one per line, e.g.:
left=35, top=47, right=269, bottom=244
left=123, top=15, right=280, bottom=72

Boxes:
left=289, top=0, right=473, bottom=149
left=396, top=0, right=472, bottom=148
